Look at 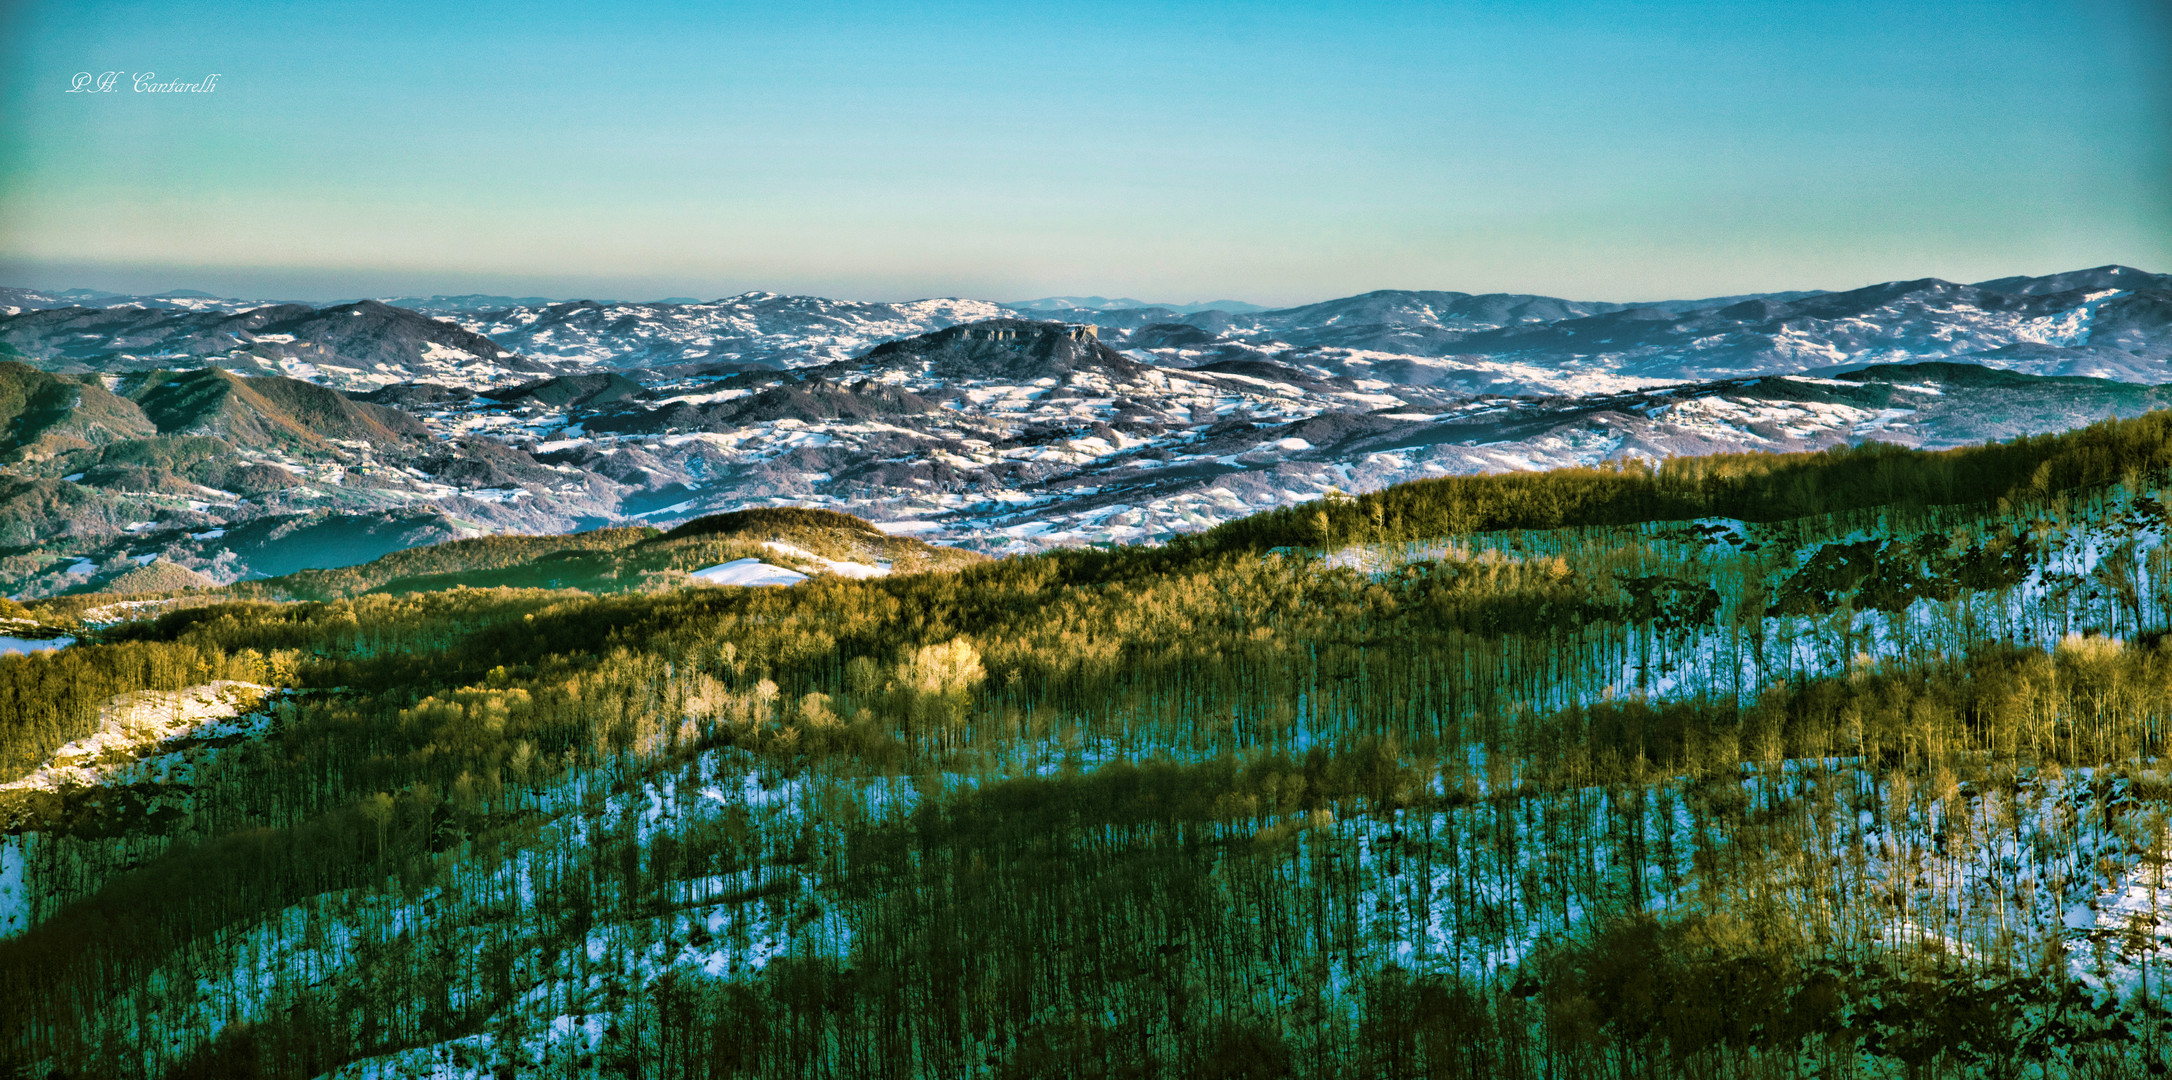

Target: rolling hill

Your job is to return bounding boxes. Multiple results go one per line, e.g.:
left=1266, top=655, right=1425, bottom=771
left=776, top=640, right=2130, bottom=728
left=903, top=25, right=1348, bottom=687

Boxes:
left=10, top=407, right=2172, bottom=1076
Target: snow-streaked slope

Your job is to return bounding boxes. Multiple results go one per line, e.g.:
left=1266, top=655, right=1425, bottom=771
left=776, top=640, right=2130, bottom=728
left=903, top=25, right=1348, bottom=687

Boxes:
left=763, top=540, right=887, bottom=578
left=444, top=293, right=1010, bottom=372
left=6, top=267, right=2172, bottom=587
left=1091, top=271, right=2172, bottom=387
left=0, top=299, right=558, bottom=390
left=476, top=342, right=2170, bottom=553
left=1441, top=278, right=2172, bottom=384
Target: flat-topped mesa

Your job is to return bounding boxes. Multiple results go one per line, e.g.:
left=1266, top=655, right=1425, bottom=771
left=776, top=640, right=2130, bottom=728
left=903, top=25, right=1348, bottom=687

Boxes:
left=854, top=318, right=1138, bottom=384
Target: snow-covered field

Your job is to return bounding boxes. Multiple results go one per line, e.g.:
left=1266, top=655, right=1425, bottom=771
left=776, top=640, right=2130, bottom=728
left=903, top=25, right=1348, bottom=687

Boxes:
left=687, top=559, right=807, bottom=587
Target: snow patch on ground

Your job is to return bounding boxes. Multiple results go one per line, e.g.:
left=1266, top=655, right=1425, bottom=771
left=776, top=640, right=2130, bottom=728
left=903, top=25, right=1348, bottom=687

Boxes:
left=0, top=836, right=25, bottom=938
left=0, top=681, right=274, bottom=798
left=79, top=597, right=194, bottom=627
left=762, top=540, right=888, bottom=579
left=688, top=559, right=807, bottom=587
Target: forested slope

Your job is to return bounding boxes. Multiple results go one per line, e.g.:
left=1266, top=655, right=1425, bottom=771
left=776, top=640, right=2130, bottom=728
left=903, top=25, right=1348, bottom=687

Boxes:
left=1199, top=409, right=2172, bottom=553
left=10, top=413, right=2172, bottom=1077
left=220, top=508, right=980, bottom=602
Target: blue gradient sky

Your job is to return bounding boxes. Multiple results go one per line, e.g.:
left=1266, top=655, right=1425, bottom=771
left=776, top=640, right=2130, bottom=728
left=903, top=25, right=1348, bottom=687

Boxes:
left=1, top=0, right=2165, bottom=304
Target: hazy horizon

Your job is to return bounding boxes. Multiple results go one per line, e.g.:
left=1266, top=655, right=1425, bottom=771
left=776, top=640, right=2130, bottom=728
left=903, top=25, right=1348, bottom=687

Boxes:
left=2, top=258, right=2168, bottom=311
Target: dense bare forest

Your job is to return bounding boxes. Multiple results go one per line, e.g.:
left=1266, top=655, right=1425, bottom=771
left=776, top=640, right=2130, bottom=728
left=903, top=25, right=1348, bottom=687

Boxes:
left=10, top=417, right=2172, bottom=1077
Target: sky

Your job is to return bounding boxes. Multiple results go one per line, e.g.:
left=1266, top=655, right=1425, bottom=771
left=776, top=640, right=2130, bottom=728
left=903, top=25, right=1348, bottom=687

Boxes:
left=0, top=0, right=2166, bottom=306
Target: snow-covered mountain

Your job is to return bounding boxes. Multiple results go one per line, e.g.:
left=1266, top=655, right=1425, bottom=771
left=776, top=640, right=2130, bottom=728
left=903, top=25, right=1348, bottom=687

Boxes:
left=12, top=266, right=2161, bottom=393
left=1, top=265, right=2169, bottom=591
left=274, top=322, right=2172, bottom=556
left=0, top=299, right=557, bottom=389
left=1092, top=267, right=2172, bottom=388
left=1437, top=274, right=2172, bottom=383
left=373, top=293, right=565, bottom=312
left=1970, top=264, right=2172, bottom=296
left=432, top=293, right=1014, bottom=375
left=0, top=288, right=266, bottom=315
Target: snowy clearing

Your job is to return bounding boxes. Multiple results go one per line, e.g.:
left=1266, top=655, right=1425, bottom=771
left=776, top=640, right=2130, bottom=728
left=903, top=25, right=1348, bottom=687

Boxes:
left=687, top=559, right=808, bottom=587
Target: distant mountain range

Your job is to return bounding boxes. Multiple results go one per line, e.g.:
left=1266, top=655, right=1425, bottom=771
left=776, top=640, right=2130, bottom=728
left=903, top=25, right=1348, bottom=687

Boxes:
left=0, top=264, right=2166, bottom=596
left=0, top=287, right=260, bottom=313
left=1006, top=296, right=1269, bottom=314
